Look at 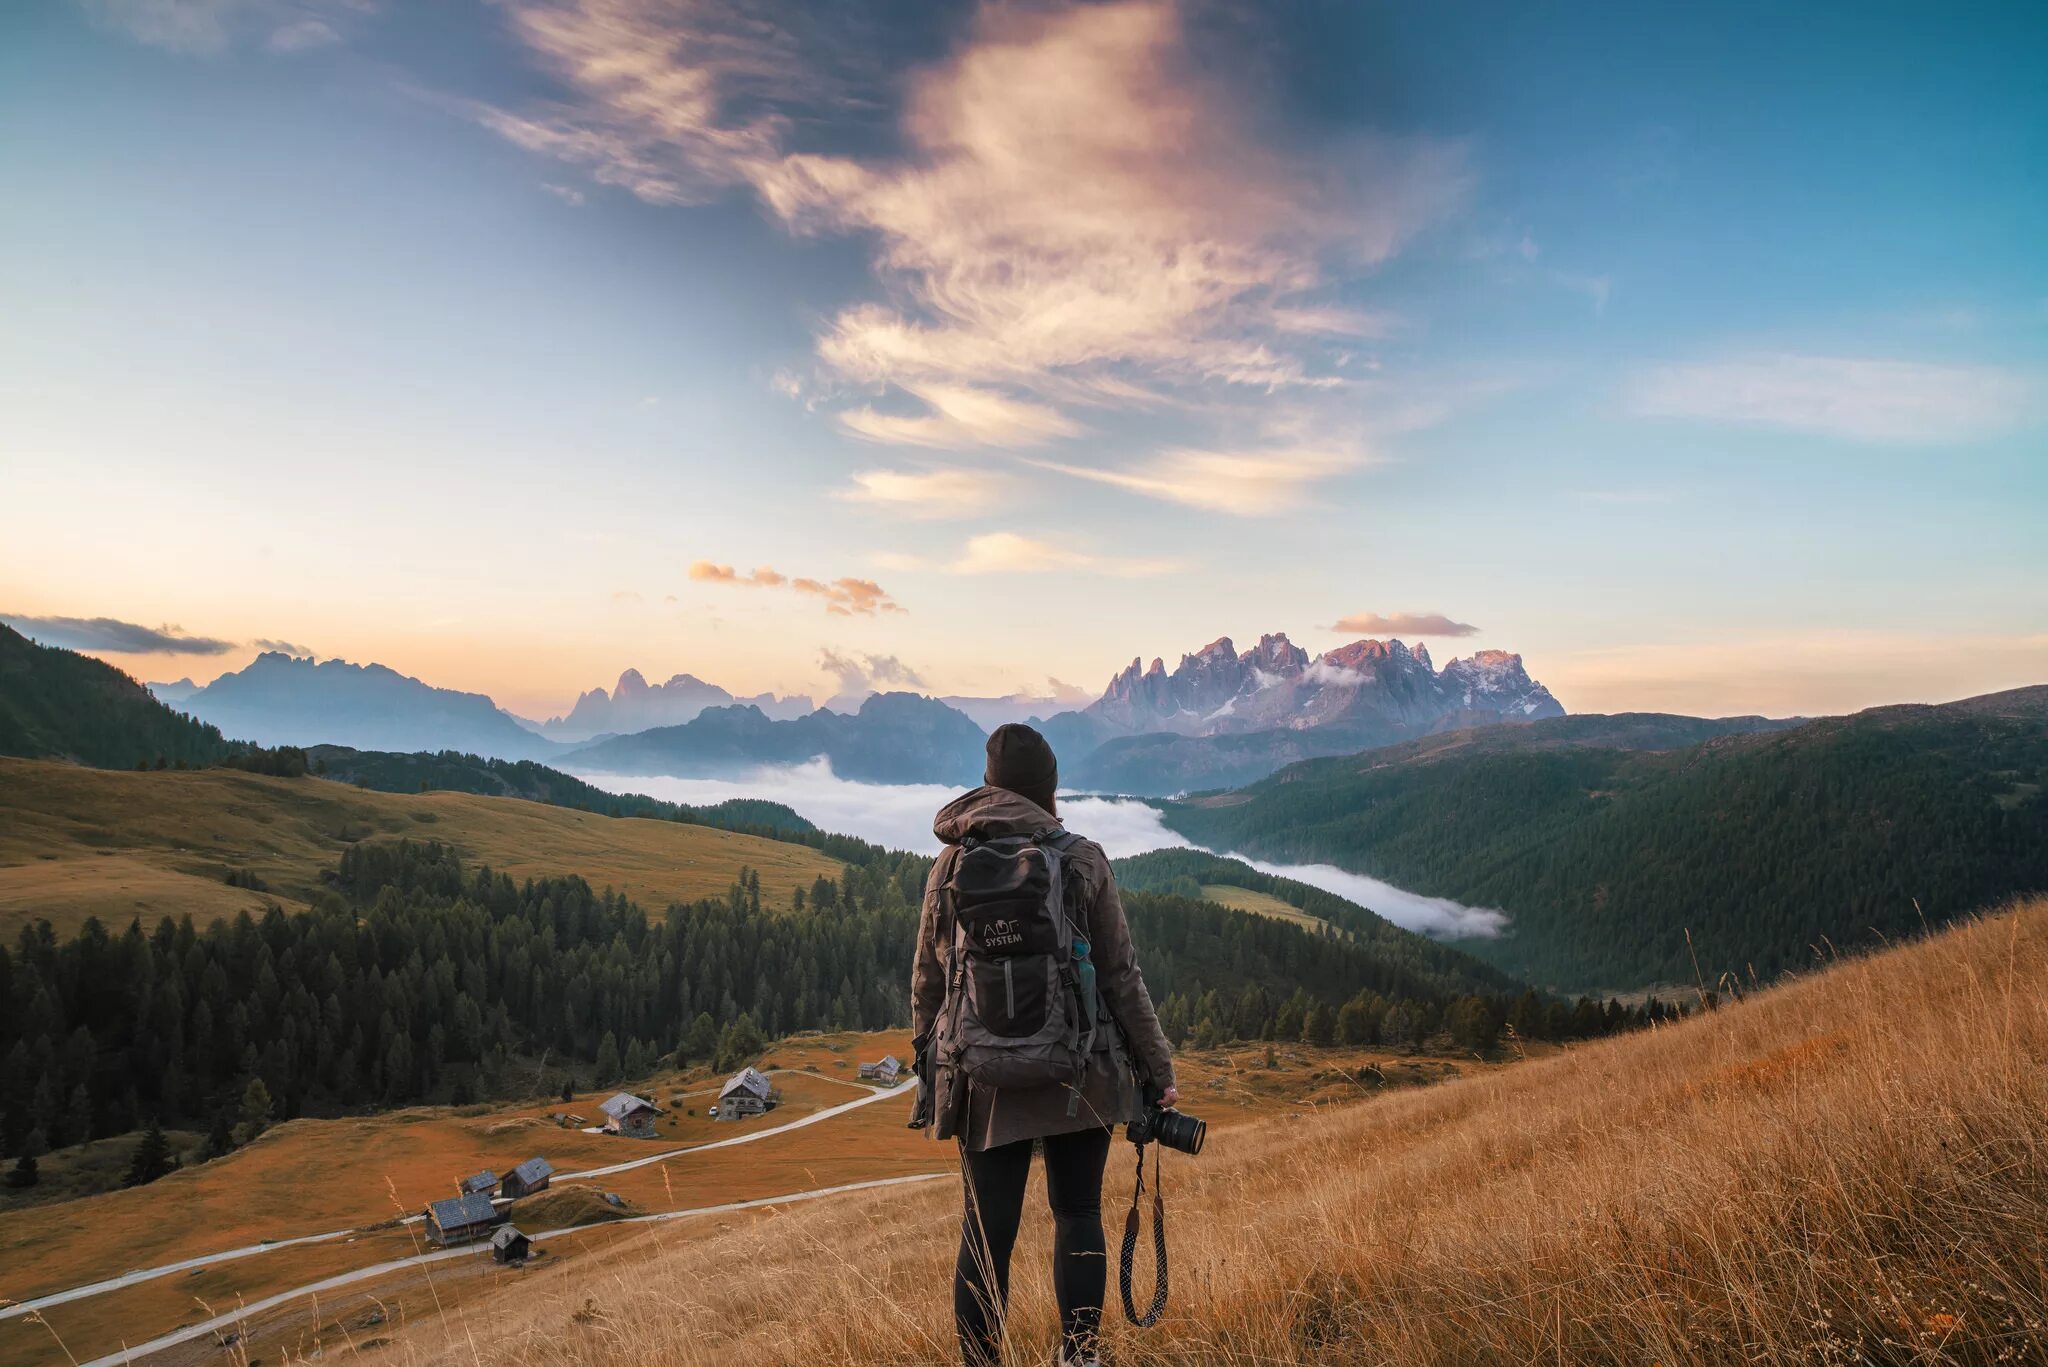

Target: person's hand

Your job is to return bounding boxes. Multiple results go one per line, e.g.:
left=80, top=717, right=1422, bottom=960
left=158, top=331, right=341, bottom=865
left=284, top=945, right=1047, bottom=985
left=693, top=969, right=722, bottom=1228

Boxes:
left=1156, top=1085, right=1179, bottom=1108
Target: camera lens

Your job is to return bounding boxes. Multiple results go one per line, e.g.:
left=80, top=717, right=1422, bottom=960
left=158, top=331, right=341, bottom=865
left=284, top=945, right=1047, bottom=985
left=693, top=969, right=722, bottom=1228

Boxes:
left=1156, top=1107, right=1206, bottom=1155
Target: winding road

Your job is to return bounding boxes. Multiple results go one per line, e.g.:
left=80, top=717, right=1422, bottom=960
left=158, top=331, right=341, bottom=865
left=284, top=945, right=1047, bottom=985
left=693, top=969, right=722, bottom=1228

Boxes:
left=75, top=1172, right=951, bottom=1367
left=3, top=1072, right=915, bottom=1334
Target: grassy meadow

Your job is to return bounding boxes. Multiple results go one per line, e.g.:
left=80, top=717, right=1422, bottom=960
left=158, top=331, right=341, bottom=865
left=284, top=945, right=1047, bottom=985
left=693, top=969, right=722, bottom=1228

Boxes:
left=1197, top=882, right=1332, bottom=934
left=0, top=758, right=841, bottom=939
left=0, top=1032, right=1527, bottom=1367
left=361, top=897, right=2048, bottom=1367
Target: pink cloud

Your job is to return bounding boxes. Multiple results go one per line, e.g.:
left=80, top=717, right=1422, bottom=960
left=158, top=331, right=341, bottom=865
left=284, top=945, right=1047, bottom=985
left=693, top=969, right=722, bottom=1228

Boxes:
left=486, top=0, right=1467, bottom=494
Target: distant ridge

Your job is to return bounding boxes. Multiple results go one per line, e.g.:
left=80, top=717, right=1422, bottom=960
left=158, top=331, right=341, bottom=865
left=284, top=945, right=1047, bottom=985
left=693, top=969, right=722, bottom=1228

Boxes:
left=172, top=652, right=559, bottom=760
left=527, top=668, right=815, bottom=741
left=567, top=691, right=988, bottom=785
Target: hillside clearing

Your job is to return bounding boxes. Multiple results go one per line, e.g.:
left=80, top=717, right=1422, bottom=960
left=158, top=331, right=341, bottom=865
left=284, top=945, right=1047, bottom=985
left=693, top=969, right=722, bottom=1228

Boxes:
left=1197, top=882, right=1328, bottom=933
left=374, top=897, right=2048, bottom=1367
left=0, top=758, right=840, bottom=938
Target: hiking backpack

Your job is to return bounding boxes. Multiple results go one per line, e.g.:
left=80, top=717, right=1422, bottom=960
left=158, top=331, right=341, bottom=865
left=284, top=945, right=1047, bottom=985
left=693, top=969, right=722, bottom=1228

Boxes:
left=937, top=829, right=1103, bottom=1108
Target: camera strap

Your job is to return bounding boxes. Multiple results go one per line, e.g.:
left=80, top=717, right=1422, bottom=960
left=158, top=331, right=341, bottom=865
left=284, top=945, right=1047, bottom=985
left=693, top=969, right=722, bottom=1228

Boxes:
left=1119, top=1140, right=1168, bottom=1327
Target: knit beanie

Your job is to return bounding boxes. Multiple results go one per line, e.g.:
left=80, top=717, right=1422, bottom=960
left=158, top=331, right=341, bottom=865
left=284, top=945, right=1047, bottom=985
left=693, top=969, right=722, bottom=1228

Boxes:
left=984, top=722, right=1058, bottom=815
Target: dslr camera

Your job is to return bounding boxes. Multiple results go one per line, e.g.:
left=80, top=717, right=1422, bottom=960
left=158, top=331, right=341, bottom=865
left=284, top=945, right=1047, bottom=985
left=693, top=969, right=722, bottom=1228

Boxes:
left=1126, top=1080, right=1206, bottom=1155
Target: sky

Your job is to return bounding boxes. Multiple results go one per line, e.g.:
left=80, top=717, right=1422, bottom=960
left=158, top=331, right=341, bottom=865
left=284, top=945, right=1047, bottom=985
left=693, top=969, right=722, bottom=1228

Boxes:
left=2, top=0, right=2043, bottom=721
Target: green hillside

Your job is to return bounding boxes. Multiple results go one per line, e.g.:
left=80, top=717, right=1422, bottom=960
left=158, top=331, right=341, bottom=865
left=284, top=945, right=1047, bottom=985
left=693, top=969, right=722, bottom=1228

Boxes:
left=0, top=624, right=234, bottom=769
left=1162, top=689, right=2048, bottom=991
left=1114, top=848, right=1522, bottom=999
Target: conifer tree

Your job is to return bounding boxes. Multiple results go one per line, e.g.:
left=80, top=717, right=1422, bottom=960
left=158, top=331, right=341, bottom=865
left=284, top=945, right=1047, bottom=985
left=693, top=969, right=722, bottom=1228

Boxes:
left=234, top=1078, right=273, bottom=1146
left=123, top=1120, right=175, bottom=1187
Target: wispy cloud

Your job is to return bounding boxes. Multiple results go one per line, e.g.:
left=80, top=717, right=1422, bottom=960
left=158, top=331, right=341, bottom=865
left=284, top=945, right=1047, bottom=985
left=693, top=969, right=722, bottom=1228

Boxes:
left=819, top=648, right=925, bottom=702
left=1329, top=612, right=1479, bottom=638
left=82, top=0, right=364, bottom=56
left=688, top=561, right=786, bottom=589
left=266, top=16, right=338, bottom=52
left=1632, top=353, right=2040, bottom=444
left=837, top=383, right=1080, bottom=450
left=688, top=560, right=901, bottom=615
left=4, top=613, right=238, bottom=655
left=1030, top=439, right=1364, bottom=516
left=884, top=532, right=1177, bottom=578
left=481, top=0, right=1466, bottom=507
left=251, top=637, right=315, bottom=656
left=835, top=467, right=1010, bottom=518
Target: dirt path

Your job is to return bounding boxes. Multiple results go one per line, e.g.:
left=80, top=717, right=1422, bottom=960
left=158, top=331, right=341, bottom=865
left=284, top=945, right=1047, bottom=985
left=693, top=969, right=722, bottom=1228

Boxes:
left=2, top=1074, right=909, bottom=1326
left=76, top=1173, right=950, bottom=1367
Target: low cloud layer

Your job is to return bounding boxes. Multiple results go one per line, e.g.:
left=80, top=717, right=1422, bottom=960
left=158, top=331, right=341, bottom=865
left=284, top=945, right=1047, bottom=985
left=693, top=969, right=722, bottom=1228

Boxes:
left=3, top=614, right=238, bottom=656
left=251, top=637, right=315, bottom=656
left=1632, top=353, right=2040, bottom=444
left=576, top=763, right=1507, bottom=938
left=688, top=560, right=902, bottom=616
left=1330, top=612, right=1479, bottom=638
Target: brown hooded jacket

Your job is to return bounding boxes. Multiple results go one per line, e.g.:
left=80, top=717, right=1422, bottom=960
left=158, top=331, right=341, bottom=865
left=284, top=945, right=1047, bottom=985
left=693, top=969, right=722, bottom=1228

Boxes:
left=911, top=785, right=1177, bottom=1150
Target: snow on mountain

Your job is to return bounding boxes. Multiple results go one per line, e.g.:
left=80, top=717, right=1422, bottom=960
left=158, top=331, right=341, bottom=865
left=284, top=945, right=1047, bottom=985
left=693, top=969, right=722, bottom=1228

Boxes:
left=1080, top=632, right=1563, bottom=740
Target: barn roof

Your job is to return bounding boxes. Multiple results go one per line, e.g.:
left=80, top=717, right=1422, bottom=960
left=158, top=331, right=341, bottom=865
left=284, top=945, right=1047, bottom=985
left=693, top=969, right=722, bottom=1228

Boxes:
left=599, top=1092, right=656, bottom=1118
left=492, top=1224, right=529, bottom=1249
left=460, top=1170, right=498, bottom=1192
left=509, top=1156, right=553, bottom=1185
left=721, top=1066, right=773, bottom=1100
left=428, top=1193, right=499, bottom=1229
left=877, top=1055, right=902, bottom=1070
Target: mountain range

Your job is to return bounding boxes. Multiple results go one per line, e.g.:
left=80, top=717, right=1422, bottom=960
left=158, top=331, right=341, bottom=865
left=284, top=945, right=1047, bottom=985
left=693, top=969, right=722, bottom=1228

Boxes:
left=522, top=668, right=816, bottom=742
left=141, top=631, right=1578, bottom=792
left=1052, top=633, right=1566, bottom=792
left=570, top=691, right=990, bottom=786
left=11, top=623, right=2045, bottom=995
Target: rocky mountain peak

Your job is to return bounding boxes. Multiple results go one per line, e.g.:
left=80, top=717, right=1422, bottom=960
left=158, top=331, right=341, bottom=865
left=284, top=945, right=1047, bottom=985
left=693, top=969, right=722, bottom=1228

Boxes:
left=1080, top=629, right=1564, bottom=739
left=614, top=668, right=650, bottom=698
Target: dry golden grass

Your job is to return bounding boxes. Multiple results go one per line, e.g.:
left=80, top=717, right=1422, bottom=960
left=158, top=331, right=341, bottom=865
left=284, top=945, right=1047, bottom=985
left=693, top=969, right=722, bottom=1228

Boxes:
left=1198, top=882, right=1330, bottom=934
left=0, top=1064, right=865, bottom=1305
left=0, top=758, right=839, bottom=938
left=381, top=898, right=2048, bottom=1367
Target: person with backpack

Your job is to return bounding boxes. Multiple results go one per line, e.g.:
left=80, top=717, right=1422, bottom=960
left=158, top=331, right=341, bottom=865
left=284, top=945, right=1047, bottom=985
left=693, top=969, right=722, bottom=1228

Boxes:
left=911, top=723, right=1178, bottom=1367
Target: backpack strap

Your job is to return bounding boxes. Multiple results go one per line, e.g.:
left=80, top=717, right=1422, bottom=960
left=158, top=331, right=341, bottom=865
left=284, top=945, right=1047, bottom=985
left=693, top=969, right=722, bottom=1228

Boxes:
left=1037, top=829, right=1099, bottom=1118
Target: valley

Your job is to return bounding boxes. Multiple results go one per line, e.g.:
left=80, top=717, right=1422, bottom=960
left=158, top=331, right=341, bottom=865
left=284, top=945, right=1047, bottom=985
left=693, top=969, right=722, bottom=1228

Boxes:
left=1163, top=687, right=2048, bottom=990
left=3, top=626, right=2044, bottom=1366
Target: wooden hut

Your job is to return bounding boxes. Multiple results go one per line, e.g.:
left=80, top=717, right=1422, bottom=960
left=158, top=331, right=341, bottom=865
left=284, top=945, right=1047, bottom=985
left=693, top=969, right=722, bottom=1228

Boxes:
left=425, top=1192, right=504, bottom=1246
left=859, top=1055, right=904, bottom=1086
left=599, top=1092, right=659, bottom=1139
left=457, top=1169, right=499, bottom=1197
left=502, top=1156, right=554, bottom=1199
left=491, top=1225, right=532, bottom=1264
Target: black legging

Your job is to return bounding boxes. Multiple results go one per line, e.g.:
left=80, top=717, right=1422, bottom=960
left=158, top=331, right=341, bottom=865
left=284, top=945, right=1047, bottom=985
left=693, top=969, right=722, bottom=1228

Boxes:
left=955, top=1126, right=1113, bottom=1366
